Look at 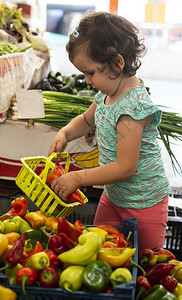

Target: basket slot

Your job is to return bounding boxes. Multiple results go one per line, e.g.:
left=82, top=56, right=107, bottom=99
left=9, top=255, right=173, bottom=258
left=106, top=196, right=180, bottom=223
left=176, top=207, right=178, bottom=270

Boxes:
left=30, top=184, right=45, bottom=202
left=35, top=188, right=50, bottom=205
left=27, top=178, right=39, bottom=194
left=56, top=207, right=76, bottom=219
left=41, top=195, right=56, bottom=213
left=18, top=173, right=35, bottom=195
left=28, top=159, right=41, bottom=173
left=16, top=168, right=30, bottom=187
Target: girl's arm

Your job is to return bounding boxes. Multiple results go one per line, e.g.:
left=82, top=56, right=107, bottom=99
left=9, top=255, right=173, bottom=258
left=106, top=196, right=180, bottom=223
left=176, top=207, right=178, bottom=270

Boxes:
left=51, top=115, right=146, bottom=200
left=48, top=101, right=96, bottom=156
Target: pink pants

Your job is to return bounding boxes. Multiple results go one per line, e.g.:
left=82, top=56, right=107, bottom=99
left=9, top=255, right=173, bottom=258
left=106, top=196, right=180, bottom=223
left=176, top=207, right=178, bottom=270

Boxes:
left=93, top=191, right=169, bottom=253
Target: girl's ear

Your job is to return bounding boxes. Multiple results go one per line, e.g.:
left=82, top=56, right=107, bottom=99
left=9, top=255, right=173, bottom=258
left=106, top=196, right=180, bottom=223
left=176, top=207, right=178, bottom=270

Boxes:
left=115, top=54, right=125, bottom=71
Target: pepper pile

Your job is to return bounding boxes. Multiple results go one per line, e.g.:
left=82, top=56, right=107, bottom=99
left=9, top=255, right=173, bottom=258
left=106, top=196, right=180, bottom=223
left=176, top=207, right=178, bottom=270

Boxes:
left=0, top=196, right=137, bottom=296
left=0, top=197, right=181, bottom=298
left=135, top=247, right=182, bottom=299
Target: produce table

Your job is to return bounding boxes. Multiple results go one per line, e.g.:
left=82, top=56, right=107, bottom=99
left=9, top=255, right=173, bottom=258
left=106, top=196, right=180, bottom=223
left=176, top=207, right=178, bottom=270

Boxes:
left=0, top=119, right=98, bottom=181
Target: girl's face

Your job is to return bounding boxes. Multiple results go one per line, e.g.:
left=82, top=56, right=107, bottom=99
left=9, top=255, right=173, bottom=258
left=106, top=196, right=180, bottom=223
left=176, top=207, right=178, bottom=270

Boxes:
left=72, top=50, right=122, bottom=96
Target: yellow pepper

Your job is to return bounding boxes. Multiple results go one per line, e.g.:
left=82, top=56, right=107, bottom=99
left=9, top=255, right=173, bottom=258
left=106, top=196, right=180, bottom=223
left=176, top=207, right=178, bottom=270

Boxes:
left=5, top=232, right=20, bottom=245
left=0, top=221, right=5, bottom=233
left=110, top=267, right=132, bottom=287
left=0, top=245, right=13, bottom=264
left=24, top=211, right=47, bottom=229
left=58, top=232, right=102, bottom=266
left=82, top=227, right=110, bottom=243
left=25, top=251, right=50, bottom=270
left=3, top=219, right=19, bottom=233
left=45, top=216, right=58, bottom=234
left=168, top=260, right=182, bottom=282
left=0, top=233, right=8, bottom=257
left=97, top=247, right=136, bottom=267
left=0, top=285, right=17, bottom=300
left=174, top=282, right=182, bottom=297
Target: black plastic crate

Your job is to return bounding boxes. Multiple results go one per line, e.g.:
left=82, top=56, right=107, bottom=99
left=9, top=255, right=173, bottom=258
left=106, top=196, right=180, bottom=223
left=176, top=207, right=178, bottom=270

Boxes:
left=164, top=216, right=182, bottom=260
left=170, top=188, right=182, bottom=198
left=0, top=218, right=138, bottom=300
left=168, top=206, right=182, bottom=217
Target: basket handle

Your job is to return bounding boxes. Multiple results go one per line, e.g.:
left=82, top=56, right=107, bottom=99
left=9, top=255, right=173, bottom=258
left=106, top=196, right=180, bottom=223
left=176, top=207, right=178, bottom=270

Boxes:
left=41, top=152, right=71, bottom=183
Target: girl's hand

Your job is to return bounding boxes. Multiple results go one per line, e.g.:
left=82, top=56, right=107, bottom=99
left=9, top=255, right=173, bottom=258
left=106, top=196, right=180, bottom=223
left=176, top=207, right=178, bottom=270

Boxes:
left=48, top=131, right=68, bottom=160
left=51, top=172, right=81, bottom=201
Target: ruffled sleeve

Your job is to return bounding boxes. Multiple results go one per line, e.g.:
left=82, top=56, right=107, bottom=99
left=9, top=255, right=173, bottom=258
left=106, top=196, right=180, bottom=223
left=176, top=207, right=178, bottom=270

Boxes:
left=115, top=84, right=162, bottom=127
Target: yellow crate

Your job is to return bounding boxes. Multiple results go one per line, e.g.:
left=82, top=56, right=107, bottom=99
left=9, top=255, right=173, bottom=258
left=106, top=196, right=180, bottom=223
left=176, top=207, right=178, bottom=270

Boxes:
left=15, top=152, right=88, bottom=219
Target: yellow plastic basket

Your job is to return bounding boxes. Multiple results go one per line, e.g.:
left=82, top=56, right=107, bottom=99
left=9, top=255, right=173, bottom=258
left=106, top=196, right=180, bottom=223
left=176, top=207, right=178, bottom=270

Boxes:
left=15, top=152, right=88, bottom=219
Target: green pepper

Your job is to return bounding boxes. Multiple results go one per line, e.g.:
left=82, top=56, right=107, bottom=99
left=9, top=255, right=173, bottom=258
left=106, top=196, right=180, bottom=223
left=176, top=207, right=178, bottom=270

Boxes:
left=110, top=267, right=132, bottom=287
left=143, top=285, right=177, bottom=299
left=82, top=260, right=112, bottom=292
left=5, top=263, right=23, bottom=285
left=0, top=221, right=5, bottom=233
left=59, top=265, right=85, bottom=292
left=3, top=219, right=19, bottom=233
left=13, top=216, right=31, bottom=234
left=26, top=229, right=49, bottom=250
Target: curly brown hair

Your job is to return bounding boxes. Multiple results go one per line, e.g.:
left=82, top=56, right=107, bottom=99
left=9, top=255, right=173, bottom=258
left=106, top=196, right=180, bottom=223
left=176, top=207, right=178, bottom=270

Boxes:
left=66, top=11, right=146, bottom=78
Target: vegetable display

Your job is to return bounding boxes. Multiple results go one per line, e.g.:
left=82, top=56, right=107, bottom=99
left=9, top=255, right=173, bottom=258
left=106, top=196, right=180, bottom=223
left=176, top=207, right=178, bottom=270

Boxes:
left=0, top=196, right=180, bottom=300
left=0, top=195, right=138, bottom=296
left=0, top=3, right=49, bottom=52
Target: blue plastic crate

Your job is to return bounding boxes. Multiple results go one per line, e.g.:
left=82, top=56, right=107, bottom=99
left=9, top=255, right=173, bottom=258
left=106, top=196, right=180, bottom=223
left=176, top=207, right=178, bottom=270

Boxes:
left=0, top=218, right=138, bottom=300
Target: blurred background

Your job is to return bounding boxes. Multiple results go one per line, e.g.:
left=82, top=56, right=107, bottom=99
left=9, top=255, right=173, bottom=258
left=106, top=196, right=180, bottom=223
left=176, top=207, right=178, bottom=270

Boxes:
left=2, top=0, right=182, bottom=187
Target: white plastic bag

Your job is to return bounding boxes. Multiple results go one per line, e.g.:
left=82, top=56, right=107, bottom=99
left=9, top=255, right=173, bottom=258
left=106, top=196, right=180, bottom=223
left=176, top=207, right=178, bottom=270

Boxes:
left=0, top=52, right=34, bottom=113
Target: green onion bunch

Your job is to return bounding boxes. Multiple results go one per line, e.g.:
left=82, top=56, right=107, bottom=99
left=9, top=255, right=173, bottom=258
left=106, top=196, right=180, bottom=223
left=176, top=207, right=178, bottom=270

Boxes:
left=158, top=110, right=182, bottom=174
left=36, top=91, right=93, bottom=128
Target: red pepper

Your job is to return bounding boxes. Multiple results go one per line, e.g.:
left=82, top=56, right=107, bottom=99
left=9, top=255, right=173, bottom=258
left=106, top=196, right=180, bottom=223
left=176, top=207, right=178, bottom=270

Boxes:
left=139, top=248, right=175, bottom=268
left=16, top=267, right=38, bottom=295
left=43, top=249, right=60, bottom=269
left=139, top=248, right=158, bottom=267
left=97, top=225, right=121, bottom=235
left=102, top=241, right=118, bottom=248
left=161, top=266, right=182, bottom=293
left=48, top=232, right=76, bottom=254
left=20, top=241, right=43, bottom=266
left=0, top=231, right=27, bottom=271
left=152, top=247, right=176, bottom=262
left=48, top=234, right=65, bottom=254
left=109, top=233, right=127, bottom=248
left=57, top=216, right=82, bottom=242
left=74, top=220, right=84, bottom=231
left=39, top=266, right=59, bottom=287
left=107, top=232, right=125, bottom=241
left=4, top=197, right=27, bottom=218
left=135, top=276, right=151, bottom=300
left=145, top=263, right=177, bottom=286
left=46, top=164, right=84, bottom=205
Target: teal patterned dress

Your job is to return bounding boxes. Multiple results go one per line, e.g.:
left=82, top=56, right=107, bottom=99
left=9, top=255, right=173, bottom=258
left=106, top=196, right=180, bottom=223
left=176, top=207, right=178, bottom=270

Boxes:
left=94, top=80, right=170, bottom=209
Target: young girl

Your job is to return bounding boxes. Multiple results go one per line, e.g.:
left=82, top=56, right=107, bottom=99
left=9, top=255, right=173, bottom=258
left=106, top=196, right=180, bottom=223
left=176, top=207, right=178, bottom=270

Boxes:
left=48, top=11, right=170, bottom=252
